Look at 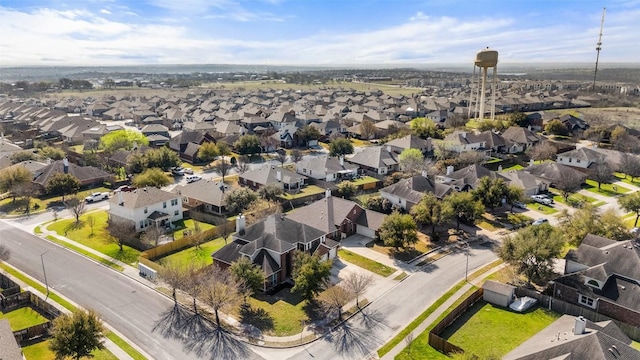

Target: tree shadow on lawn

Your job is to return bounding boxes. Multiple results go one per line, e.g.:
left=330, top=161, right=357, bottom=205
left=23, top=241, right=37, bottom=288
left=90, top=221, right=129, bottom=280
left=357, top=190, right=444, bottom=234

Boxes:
left=439, top=300, right=485, bottom=339
left=254, top=287, right=304, bottom=306
left=239, top=304, right=274, bottom=332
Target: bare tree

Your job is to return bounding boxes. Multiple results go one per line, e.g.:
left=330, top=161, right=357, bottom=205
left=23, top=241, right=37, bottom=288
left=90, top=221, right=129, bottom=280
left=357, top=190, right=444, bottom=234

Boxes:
left=590, top=162, right=612, bottom=191
left=613, top=133, right=640, bottom=153
left=182, top=262, right=207, bottom=314
left=107, top=219, right=136, bottom=251
left=360, top=120, right=377, bottom=140
left=525, top=141, right=557, bottom=161
left=275, top=150, right=287, bottom=167
left=318, top=282, right=351, bottom=321
left=235, top=156, right=250, bottom=174
left=290, top=148, right=303, bottom=163
left=87, top=215, right=96, bottom=236
left=0, top=244, right=10, bottom=262
left=444, top=114, right=468, bottom=129
left=458, top=150, right=485, bottom=167
left=142, top=226, right=164, bottom=247
left=65, top=194, right=86, bottom=225
left=555, top=171, right=584, bottom=201
left=343, top=272, right=373, bottom=308
left=158, top=259, right=185, bottom=306
left=203, top=265, right=243, bottom=329
left=619, top=154, right=640, bottom=181
left=218, top=222, right=234, bottom=245
left=213, top=159, right=232, bottom=183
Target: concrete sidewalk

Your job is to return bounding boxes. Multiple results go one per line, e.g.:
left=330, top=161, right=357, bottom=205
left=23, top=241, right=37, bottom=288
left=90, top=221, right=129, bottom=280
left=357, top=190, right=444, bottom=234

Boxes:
left=380, top=263, right=507, bottom=360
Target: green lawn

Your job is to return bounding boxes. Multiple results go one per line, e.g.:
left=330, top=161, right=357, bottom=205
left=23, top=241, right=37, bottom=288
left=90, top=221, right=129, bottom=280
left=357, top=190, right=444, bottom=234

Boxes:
left=0, top=307, right=49, bottom=331
left=171, top=219, right=216, bottom=240
left=47, top=210, right=140, bottom=266
left=158, top=237, right=227, bottom=267
left=442, top=302, right=561, bottom=359
left=338, top=249, right=396, bottom=277
left=350, top=138, right=370, bottom=147
left=354, top=191, right=380, bottom=206
left=614, top=173, right=640, bottom=187
left=239, top=288, right=311, bottom=337
left=548, top=190, right=599, bottom=207
left=22, top=339, right=118, bottom=360
left=500, top=164, right=524, bottom=172
left=279, top=185, right=325, bottom=200
left=632, top=341, right=640, bottom=351
left=349, top=176, right=380, bottom=187
left=583, top=179, right=630, bottom=197
left=526, top=203, right=558, bottom=215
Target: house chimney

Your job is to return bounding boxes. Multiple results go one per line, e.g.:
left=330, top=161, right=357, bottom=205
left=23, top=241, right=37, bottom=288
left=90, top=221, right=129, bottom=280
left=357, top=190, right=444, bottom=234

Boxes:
left=236, top=213, right=246, bottom=235
left=421, top=170, right=428, bottom=178
left=276, top=170, right=282, bottom=182
left=325, top=188, right=332, bottom=198
left=386, top=145, right=392, bottom=153
left=461, top=132, right=467, bottom=138
left=574, top=316, right=587, bottom=335
left=63, top=158, right=69, bottom=174
left=339, top=155, right=344, bottom=166
left=498, top=165, right=503, bottom=172
left=118, top=190, right=124, bottom=206
left=530, top=159, right=534, bottom=166
left=446, top=165, right=454, bottom=175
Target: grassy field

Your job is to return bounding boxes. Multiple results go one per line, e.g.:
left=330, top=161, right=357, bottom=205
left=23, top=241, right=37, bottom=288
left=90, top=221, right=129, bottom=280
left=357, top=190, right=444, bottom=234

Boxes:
left=171, top=218, right=216, bottom=240
left=22, top=339, right=118, bottom=360
left=0, top=306, right=49, bottom=331
left=235, top=288, right=312, bottom=337
left=583, top=179, right=631, bottom=196
left=158, top=237, right=227, bottom=267
left=442, top=302, right=561, bottom=359
left=526, top=203, right=558, bottom=215
left=47, top=210, right=140, bottom=266
left=279, top=185, right=325, bottom=200
left=338, top=249, right=396, bottom=277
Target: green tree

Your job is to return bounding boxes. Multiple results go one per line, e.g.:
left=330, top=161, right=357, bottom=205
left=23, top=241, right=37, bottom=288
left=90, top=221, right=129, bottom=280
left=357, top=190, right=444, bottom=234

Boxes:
left=472, top=177, right=509, bottom=210
left=410, top=117, right=441, bottom=139
left=444, top=191, right=485, bottom=229
left=619, top=191, right=640, bottom=227
left=509, top=112, right=529, bottom=127
left=230, top=256, right=264, bottom=302
left=224, top=188, right=258, bottom=214
left=398, top=148, right=424, bottom=174
left=46, top=173, right=80, bottom=201
left=336, top=181, right=356, bottom=199
left=198, top=141, right=218, bottom=164
left=296, top=125, right=322, bottom=146
left=329, top=138, right=354, bottom=157
left=145, top=147, right=181, bottom=171
left=0, top=166, right=32, bottom=202
left=291, top=251, right=332, bottom=299
left=599, top=208, right=631, bottom=240
left=49, top=309, right=105, bottom=360
left=126, top=152, right=147, bottom=174
left=99, top=129, right=148, bottom=153
left=234, top=135, right=262, bottom=158
left=378, top=212, right=418, bottom=250
left=132, top=168, right=171, bottom=188
left=558, top=204, right=600, bottom=245
left=505, top=185, right=524, bottom=212
left=258, top=183, right=284, bottom=201
left=40, top=146, right=66, bottom=160
left=10, top=150, right=37, bottom=163
left=499, top=224, right=563, bottom=284
left=410, top=193, right=450, bottom=236
left=544, top=119, right=569, bottom=136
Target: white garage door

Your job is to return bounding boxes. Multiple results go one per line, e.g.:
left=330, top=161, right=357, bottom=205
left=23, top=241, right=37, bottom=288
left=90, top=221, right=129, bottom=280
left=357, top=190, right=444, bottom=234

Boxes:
left=356, top=225, right=376, bottom=238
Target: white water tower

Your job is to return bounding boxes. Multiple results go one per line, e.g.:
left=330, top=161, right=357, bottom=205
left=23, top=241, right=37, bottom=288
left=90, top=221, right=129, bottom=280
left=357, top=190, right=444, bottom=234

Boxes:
left=469, top=48, right=499, bottom=121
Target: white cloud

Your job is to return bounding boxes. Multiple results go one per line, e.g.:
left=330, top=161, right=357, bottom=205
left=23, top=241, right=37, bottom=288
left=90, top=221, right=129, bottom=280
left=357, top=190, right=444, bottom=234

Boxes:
left=100, top=9, right=111, bottom=15
left=0, top=7, right=637, bottom=66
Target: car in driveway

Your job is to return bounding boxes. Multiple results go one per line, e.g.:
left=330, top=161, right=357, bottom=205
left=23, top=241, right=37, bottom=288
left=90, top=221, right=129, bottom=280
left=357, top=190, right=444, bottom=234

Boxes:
left=532, top=218, right=549, bottom=226
left=186, top=175, right=202, bottom=183
left=183, top=167, right=194, bottom=175
left=85, top=192, right=110, bottom=203
left=115, top=185, right=135, bottom=192
left=509, top=296, right=537, bottom=312
left=512, top=201, right=527, bottom=209
left=531, top=194, right=553, bottom=206
left=171, top=167, right=185, bottom=176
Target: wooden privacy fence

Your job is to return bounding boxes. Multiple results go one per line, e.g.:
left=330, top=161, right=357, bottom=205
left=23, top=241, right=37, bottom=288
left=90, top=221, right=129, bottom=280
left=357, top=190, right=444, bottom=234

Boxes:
left=14, top=322, right=52, bottom=345
left=0, top=272, right=20, bottom=297
left=515, top=287, right=640, bottom=341
left=1, top=291, right=61, bottom=319
left=429, top=288, right=484, bottom=356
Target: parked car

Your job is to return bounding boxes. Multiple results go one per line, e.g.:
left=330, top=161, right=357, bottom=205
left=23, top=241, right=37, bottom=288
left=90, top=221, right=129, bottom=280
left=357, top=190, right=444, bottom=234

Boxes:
left=171, top=167, right=185, bottom=176
left=532, top=218, right=549, bottom=226
left=115, top=185, right=135, bottom=192
left=531, top=195, right=553, bottom=206
left=85, top=192, right=109, bottom=203
left=512, top=201, right=527, bottom=209
left=509, top=296, right=537, bottom=312
left=183, top=168, right=194, bottom=175
left=186, top=175, right=202, bottom=183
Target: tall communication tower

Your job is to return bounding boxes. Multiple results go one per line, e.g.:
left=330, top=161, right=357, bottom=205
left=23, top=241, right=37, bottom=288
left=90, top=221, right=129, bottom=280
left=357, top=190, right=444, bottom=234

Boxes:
left=592, top=7, right=606, bottom=91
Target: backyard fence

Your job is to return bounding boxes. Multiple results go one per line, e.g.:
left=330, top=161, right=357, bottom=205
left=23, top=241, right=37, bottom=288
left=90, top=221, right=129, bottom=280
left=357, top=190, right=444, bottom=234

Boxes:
left=428, top=288, right=484, bottom=356
left=14, top=322, right=52, bottom=346
left=515, top=287, right=640, bottom=341
left=1, top=291, right=61, bottom=319
left=0, top=272, right=20, bottom=298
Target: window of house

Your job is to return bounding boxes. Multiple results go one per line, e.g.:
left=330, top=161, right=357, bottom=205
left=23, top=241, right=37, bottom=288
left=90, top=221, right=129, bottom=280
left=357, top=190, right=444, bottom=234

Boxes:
left=174, top=210, right=179, bottom=216
left=163, top=202, right=167, bottom=208
left=569, top=158, right=572, bottom=163
left=270, top=273, right=277, bottom=285
left=144, top=207, right=148, bottom=214
left=171, top=199, right=178, bottom=206
left=139, top=220, right=144, bottom=228
left=578, top=294, right=596, bottom=309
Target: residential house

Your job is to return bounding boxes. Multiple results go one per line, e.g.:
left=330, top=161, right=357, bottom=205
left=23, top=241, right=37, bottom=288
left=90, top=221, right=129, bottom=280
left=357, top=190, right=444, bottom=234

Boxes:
left=295, top=155, right=358, bottom=182
left=0, top=319, right=23, bottom=360
left=172, top=180, right=228, bottom=216
left=380, top=175, right=453, bottom=211
left=346, top=146, right=399, bottom=176
left=552, top=234, right=640, bottom=326
left=501, top=126, right=540, bottom=153
left=287, top=190, right=385, bottom=239
left=212, top=213, right=339, bottom=292
left=524, top=161, right=588, bottom=187
left=168, top=130, right=216, bottom=163
left=109, top=186, right=183, bottom=232
left=558, top=113, right=589, bottom=132
left=477, top=130, right=506, bottom=153
left=504, top=315, right=639, bottom=359
left=32, top=159, right=113, bottom=193
left=499, top=169, right=548, bottom=196
left=435, top=164, right=500, bottom=191
left=443, top=131, right=486, bottom=153
left=556, top=147, right=606, bottom=169
left=384, top=134, right=432, bottom=155
left=239, top=165, right=307, bottom=192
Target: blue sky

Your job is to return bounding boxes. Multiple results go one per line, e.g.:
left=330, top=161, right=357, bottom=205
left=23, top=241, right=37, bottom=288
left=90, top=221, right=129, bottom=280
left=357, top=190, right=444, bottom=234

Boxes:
left=0, top=0, right=638, bottom=66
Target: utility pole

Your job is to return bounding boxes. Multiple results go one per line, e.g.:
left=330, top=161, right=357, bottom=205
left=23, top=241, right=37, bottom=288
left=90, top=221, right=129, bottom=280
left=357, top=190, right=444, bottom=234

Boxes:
left=592, top=7, right=606, bottom=91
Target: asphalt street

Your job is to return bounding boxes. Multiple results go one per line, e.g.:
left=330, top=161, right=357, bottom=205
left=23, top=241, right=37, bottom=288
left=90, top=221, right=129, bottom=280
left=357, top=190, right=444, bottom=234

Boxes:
left=0, top=220, right=263, bottom=360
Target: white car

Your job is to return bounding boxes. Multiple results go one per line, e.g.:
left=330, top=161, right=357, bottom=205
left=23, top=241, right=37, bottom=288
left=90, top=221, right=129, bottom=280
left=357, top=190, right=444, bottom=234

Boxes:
left=84, top=192, right=109, bottom=203
left=509, top=296, right=537, bottom=312
left=531, top=195, right=553, bottom=206
left=186, top=175, right=202, bottom=183
left=532, top=218, right=549, bottom=226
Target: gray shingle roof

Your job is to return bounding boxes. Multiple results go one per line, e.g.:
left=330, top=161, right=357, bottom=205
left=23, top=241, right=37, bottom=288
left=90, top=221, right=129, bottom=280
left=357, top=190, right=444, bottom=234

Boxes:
left=380, top=175, right=453, bottom=204
left=172, top=180, right=227, bottom=207
left=32, top=160, right=112, bottom=187
left=347, top=146, right=398, bottom=169
left=109, top=186, right=179, bottom=209
left=237, top=214, right=326, bottom=254
left=240, top=165, right=306, bottom=186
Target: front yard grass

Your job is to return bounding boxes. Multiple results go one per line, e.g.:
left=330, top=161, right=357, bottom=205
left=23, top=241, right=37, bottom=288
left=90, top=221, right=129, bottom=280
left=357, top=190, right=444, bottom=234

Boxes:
left=614, top=172, right=640, bottom=187
left=278, top=185, right=325, bottom=200
left=583, top=179, right=630, bottom=196
left=442, top=302, right=561, bottom=359
left=338, top=249, right=396, bottom=277
left=237, top=288, right=312, bottom=337
left=47, top=210, right=140, bottom=266
left=22, top=339, right=118, bottom=360
left=158, top=237, right=227, bottom=267
left=526, top=203, right=558, bottom=215
left=548, top=190, right=600, bottom=207
left=369, top=232, right=434, bottom=262
left=0, top=306, right=49, bottom=331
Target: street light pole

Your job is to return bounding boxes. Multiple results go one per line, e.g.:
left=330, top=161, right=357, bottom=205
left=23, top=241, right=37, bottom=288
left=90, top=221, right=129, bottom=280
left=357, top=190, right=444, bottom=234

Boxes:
left=464, top=240, right=470, bottom=282
left=40, top=250, right=50, bottom=301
